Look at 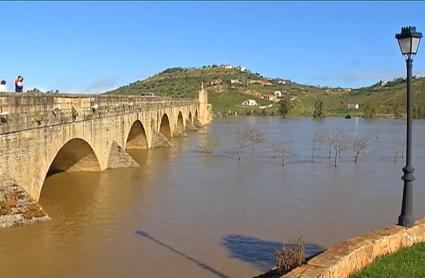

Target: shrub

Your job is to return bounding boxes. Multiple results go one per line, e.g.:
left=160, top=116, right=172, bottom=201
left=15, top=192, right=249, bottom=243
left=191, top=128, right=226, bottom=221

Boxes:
left=276, top=237, right=305, bottom=274
left=363, top=102, right=376, bottom=119
left=278, top=98, right=292, bottom=118
left=312, top=99, right=325, bottom=120
left=71, top=106, right=78, bottom=121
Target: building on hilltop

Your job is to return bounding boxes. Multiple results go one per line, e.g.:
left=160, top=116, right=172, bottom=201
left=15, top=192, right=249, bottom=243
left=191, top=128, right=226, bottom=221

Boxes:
left=236, top=66, right=246, bottom=72
left=221, top=64, right=233, bottom=69
left=210, top=79, right=223, bottom=86
left=274, top=91, right=282, bottom=98
left=241, top=99, right=258, bottom=106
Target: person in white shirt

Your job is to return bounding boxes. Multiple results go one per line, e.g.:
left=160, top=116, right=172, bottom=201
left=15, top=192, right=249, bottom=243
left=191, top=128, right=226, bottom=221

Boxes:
left=0, top=80, right=7, bottom=92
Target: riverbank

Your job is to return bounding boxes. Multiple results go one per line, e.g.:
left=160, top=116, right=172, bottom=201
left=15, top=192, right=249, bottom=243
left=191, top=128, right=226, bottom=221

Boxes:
left=281, top=218, right=425, bottom=278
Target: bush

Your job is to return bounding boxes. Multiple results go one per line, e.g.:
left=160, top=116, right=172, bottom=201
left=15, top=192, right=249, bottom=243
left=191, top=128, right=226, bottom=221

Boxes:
left=275, top=237, right=305, bottom=274
left=278, top=98, right=293, bottom=118
left=413, top=103, right=425, bottom=119
left=312, top=99, right=326, bottom=120
left=363, top=102, right=376, bottom=119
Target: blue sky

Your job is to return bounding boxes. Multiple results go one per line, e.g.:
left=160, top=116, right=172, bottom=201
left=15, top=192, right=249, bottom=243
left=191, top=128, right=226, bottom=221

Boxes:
left=1, top=1, right=424, bottom=93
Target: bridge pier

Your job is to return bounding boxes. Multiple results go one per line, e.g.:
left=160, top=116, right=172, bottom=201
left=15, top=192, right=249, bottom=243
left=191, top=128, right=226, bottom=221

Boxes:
left=107, top=141, right=140, bottom=169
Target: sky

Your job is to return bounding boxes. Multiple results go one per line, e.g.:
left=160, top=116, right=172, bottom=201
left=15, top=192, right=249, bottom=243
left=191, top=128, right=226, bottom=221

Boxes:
left=1, top=1, right=425, bottom=93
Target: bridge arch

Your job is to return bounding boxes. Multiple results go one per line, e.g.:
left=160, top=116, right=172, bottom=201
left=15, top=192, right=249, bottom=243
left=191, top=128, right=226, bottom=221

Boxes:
left=126, top=120, right=148, bottom=149
left=188, top=112, right=193, bottom=123
left=177, top=111, right=184, bottom=131
left=159, top=113, right=171, bottom=140
left=46, top=138, right=101, bottom=177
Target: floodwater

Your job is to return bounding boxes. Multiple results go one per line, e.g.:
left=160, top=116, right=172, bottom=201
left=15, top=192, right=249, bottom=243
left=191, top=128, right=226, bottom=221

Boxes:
left=1, top=117, right=425, bottom=278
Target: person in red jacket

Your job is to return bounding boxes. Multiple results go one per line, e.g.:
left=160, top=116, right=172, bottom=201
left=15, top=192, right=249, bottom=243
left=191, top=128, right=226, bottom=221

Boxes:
left=15, top=75, right=23, bottom=92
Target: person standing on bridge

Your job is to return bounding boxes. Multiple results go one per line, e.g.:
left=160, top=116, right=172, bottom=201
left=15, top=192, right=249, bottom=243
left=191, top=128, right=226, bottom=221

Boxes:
left=0, top=80, right=7, bottom=92
left=15, top=75, right=23, bottom=93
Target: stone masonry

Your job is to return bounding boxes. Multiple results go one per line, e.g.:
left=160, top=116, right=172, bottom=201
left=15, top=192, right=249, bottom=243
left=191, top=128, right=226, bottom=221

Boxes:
left=0, top=91, right=212, bottom=204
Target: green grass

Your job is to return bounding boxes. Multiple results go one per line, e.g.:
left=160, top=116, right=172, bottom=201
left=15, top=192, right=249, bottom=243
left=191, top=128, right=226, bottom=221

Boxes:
left=352, top=243, right=425, bottom=278
left=106, top=65, right=425, bottom=118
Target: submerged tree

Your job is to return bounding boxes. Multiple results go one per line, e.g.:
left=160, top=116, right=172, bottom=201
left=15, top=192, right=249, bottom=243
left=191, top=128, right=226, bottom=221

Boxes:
left=311, top=130, right=327, bottom=162
left=351, top=135, right=375, bottom=163
left=278, top=97, right=293, bottom=118
left=271, top=143, right=291, bottom=167
left=235, top=130, right=249, bottom=160
left=322, top=130, right=337, bottom=159
left=247, top=128, right=265, bottom=155
left=312, top=99, right=326, bottom=120
left=394, top=140, right=406, bottom=162
left=197, top=136, right=220, bottom=153
left=331, top=133, right=349, bottom=167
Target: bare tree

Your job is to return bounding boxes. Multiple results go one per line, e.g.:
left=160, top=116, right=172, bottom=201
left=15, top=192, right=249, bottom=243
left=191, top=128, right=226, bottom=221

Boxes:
left=247, top=128, right=265, bottom=155
left=394, top=140, right=406, bottom=162
left=351, top=135, right=375, bottom=163
left=235, top=130, right=250, bottom=160
left=331, top=133, right=349, bottom=167
left=321, top=130, right=337, bottom=159
left=311, top=130, right=327, bottom=162
left=197, top=136, right=219, bottom=153
left=271, top=143, right=291, bottom=167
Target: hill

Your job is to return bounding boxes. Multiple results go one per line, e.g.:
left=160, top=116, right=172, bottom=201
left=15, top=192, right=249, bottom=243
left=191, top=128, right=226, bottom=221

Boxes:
left=106, top=65, right=425, bottom=118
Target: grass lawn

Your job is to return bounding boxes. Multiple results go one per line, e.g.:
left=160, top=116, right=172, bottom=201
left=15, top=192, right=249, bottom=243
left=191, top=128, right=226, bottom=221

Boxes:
left=352, top=243, right=425, bottom=278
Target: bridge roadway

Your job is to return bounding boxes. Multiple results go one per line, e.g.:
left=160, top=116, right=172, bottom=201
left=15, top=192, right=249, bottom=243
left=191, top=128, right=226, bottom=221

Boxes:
left=0, top=92, right=212, bottom=200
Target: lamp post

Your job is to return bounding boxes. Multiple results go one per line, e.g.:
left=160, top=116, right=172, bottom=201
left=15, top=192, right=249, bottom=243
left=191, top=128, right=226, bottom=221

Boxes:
left=395, top=26, right=422, bottom=227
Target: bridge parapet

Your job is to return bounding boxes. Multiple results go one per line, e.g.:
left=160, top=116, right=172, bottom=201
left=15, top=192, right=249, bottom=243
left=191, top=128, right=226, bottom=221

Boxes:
left=0, top=93, right=198, bottom=134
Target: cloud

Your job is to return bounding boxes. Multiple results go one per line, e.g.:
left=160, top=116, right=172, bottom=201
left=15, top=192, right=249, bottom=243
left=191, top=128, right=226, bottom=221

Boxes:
left=85, top=74, right=121, bottom=93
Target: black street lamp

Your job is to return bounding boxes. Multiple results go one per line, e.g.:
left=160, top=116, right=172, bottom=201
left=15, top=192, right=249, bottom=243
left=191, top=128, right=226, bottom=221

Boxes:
left=395, top=26, right=422, bottom=227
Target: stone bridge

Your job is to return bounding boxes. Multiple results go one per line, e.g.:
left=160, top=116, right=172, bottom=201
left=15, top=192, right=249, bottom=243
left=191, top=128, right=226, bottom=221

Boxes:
left=0, top=90, right=212, bottom=202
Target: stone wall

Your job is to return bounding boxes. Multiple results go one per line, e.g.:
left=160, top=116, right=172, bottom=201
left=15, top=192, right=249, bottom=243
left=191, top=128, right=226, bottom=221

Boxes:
left=284, top=218, right=425, bottom=278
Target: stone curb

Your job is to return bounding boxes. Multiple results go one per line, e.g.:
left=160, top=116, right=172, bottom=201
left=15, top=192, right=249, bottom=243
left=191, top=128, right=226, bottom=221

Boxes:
left=283, top=218, right=425, bottom=278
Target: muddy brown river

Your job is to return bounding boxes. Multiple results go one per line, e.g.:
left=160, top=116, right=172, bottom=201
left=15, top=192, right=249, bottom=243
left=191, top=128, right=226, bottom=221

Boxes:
left=1, top=117, right=425, bottom=278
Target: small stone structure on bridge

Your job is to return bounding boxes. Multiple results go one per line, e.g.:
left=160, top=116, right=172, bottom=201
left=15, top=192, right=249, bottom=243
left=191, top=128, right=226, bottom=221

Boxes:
left=0, top=89, right=212, bottom=227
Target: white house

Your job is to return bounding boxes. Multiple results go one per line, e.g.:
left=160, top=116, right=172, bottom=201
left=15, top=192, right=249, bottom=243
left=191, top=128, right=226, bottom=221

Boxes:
left=274, top=91, right=282, bottom=98
left=241, top=99, right=258, bottom=106
left=259, top=104, right=273, bottom=109
left=222, top=64, right=233, bottom=69
left=277, top=80, right=287, bottom=85
left=236, top=66, right=246, bottom=72
left=230, top=79, right=242, bottom=84
left=347, top=104, right=359, bottom=109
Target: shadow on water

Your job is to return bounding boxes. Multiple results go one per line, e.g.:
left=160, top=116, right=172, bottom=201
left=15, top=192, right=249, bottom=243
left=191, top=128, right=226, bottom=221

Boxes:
left=221, top=235, right=325, bottom=272
left=135, top=230, right=230, bottom=278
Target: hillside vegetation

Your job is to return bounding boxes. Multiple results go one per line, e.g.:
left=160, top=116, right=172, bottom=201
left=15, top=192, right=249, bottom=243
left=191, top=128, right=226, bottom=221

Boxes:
left=107, top=66, right=425, bottom=118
